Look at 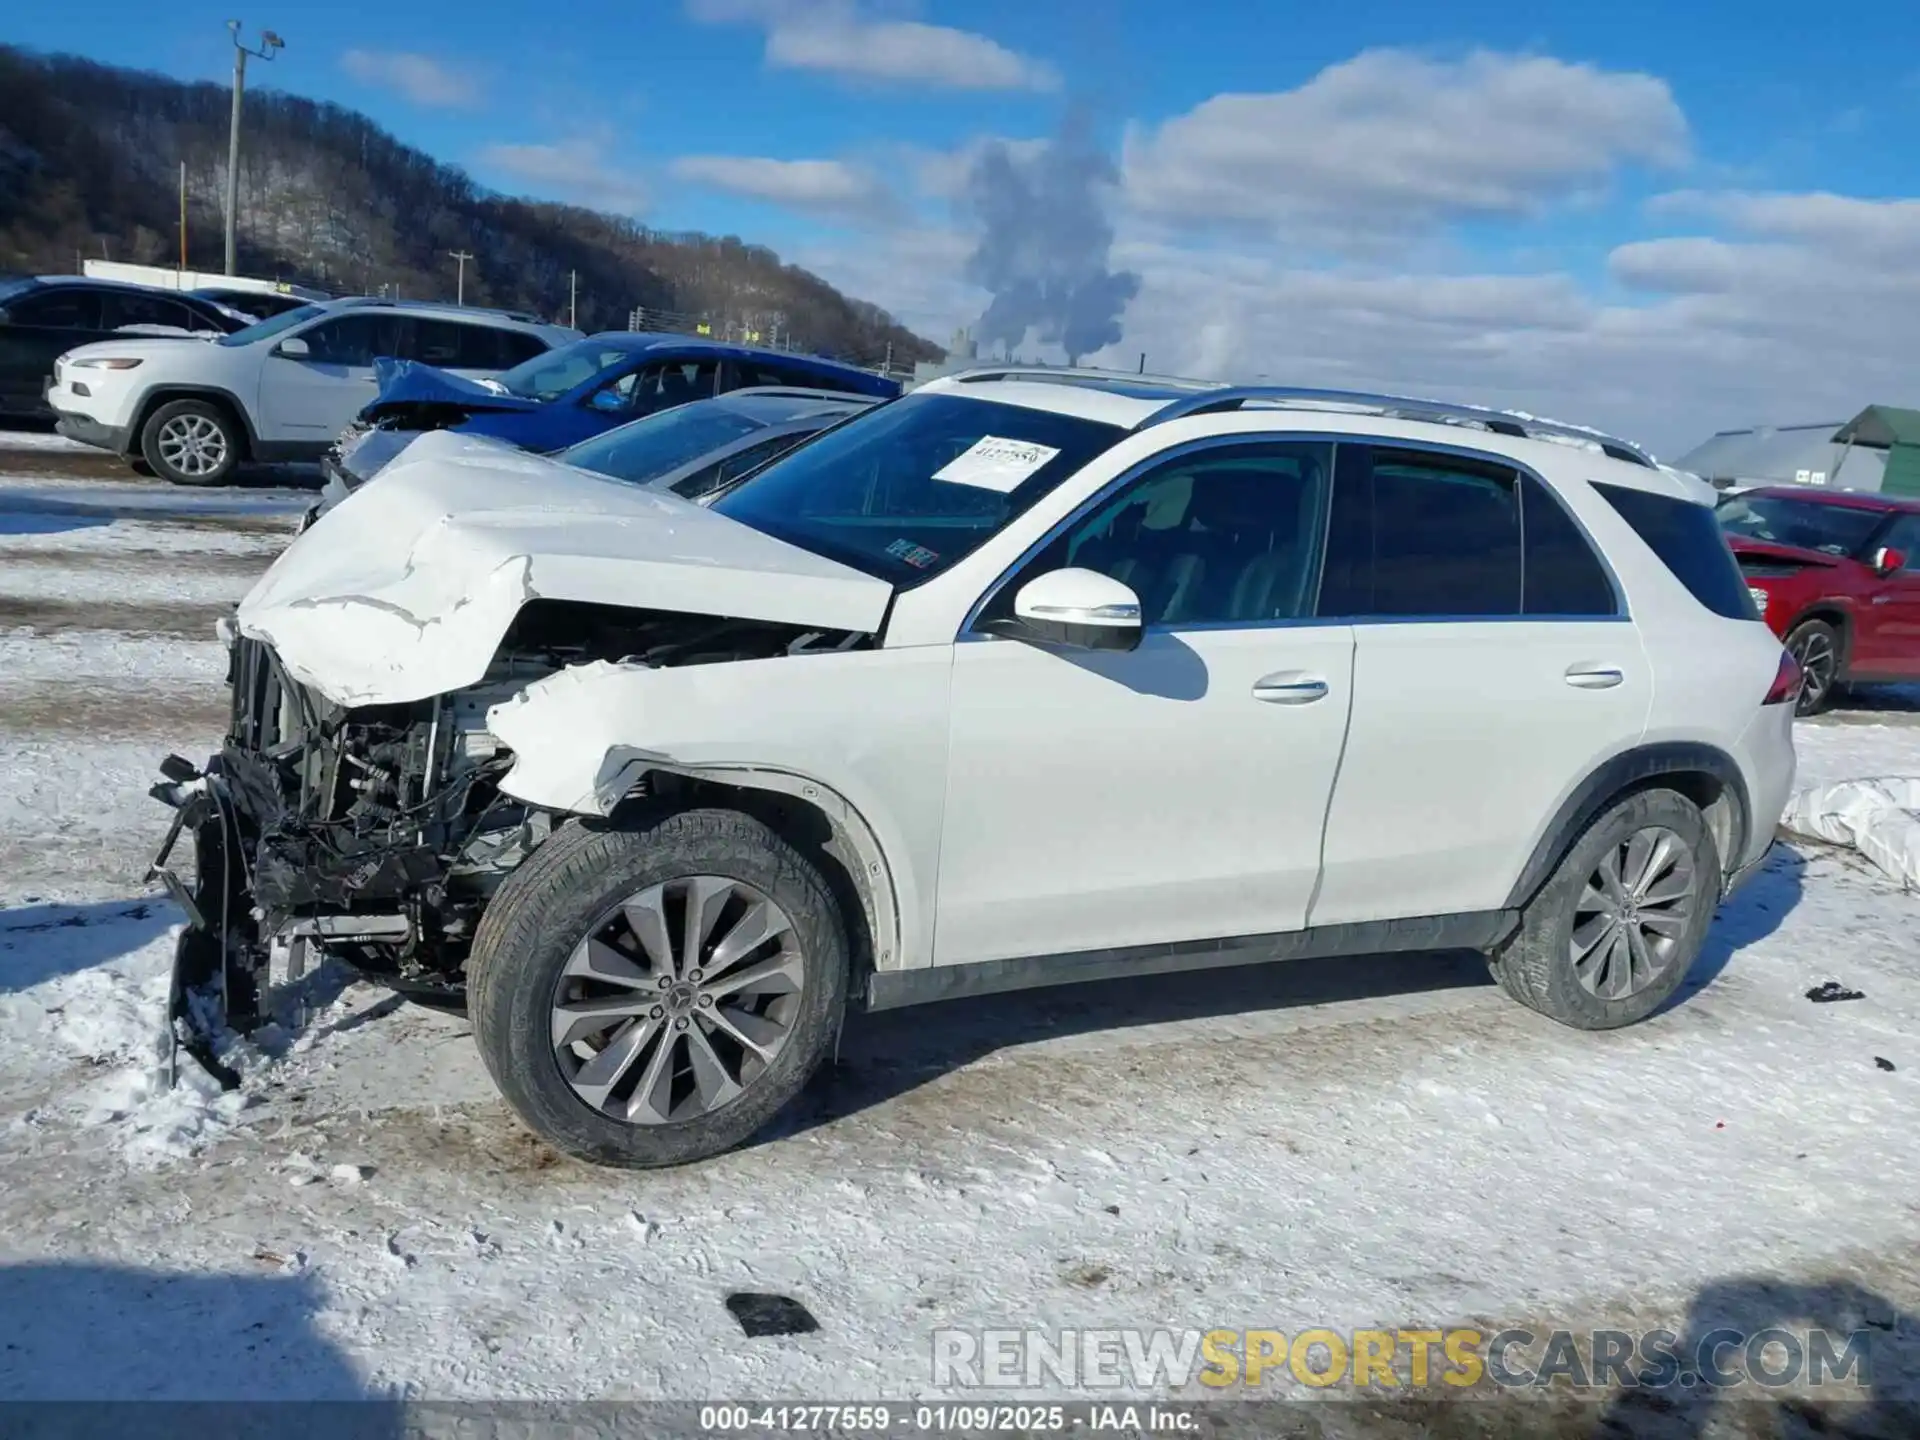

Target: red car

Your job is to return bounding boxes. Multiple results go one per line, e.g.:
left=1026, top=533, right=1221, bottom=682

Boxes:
left=1718, top=486, right=1920, bottom=714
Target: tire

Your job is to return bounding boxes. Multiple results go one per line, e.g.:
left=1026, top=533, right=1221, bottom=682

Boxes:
left=1784, top=618, right=1842, bottom=717
left=141, top=398, right=242, bottom=486
left=127, top=457, right=156, bottom=477
left=468, top=808, right=848, bottom=1168
left=1489, top=787, right=1719, bottom=1030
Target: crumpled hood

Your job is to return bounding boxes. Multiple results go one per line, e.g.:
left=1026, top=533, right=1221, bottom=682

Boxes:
left=236, top=429, right=893, bottom=707
left=359, top=357, right=542, bottom=422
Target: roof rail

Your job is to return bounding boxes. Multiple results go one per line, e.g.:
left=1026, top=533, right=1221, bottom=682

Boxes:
left=1141, top=386, right=1655, bottom=468
left=946, top=365, right=1228, bottom=394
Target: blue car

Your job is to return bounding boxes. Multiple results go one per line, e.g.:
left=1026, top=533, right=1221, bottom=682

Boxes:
left=351, top=331, right=899, bottom=454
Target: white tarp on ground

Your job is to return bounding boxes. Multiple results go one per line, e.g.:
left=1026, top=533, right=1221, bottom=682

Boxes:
left=1782, top=776, right=1920, bottom=889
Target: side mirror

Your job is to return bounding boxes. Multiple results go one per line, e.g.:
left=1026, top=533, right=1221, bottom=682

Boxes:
left=987, top=567, right=1143, bottom=652
left=276, top=336, right=310, bottom=360
left=1871, top=546, right=1907, bottom=577
left=588, top=387, right=626, bottom=413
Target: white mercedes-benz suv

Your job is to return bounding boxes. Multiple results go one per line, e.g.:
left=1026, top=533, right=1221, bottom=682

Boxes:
left=47, top=296, right=579, bottom=485
left=151, top=370, right=1798, bottom=1168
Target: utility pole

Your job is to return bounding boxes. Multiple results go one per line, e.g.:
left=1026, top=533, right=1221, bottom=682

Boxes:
left=568, top=270, right=578, bottom=329
left=449, top=250, right=474, bottom=306
left=223, top=21, right=284, bottom=277
left=179, top=162, right=188, bottom=273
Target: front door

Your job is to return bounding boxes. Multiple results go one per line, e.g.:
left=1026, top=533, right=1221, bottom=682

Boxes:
left=1855, top=513, right=1920, bottom=678
left=1308, top=446, right=1654, bottom=924
left=934, top=439, right=1356, bottom=967
left=258, top=313, right=399, bottom=442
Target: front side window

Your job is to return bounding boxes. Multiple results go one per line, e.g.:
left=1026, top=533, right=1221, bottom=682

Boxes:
left=593, top=360, right=720, bottom=416
left=298, top=315, right=401, bottom=367
left=217, top=303, right=327, bottom=346
left=1877, top=513, right=1920, bottom=571
left=556, top=402, right=766, bottom=485
left=983, top=441, right=1333, bottom=627
left=101, top=291, right=194, bottom=333
left=495, top=340, right=636, bottom=400
left=1716, top=494, right=1890, bottom=557
left=712, top=392, right=1125, bottom=583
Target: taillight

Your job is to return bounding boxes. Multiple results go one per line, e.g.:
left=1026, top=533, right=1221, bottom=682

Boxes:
left=1763, top=648, right=1802, bottom=705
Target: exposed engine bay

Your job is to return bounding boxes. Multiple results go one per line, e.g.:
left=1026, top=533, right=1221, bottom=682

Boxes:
left=150, top=600, right=871, bottom=1039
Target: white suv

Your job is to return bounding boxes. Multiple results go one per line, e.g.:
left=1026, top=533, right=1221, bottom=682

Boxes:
left=47, top=297, right=579, bottom=485
left=155, top=371, right=1797, bottom=1168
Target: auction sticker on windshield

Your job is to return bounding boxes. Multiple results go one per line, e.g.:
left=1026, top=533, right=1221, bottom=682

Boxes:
left=933, top=436, right=1062, bottom=493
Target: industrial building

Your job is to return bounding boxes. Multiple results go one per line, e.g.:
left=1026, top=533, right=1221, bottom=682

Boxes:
left=1675, top=404, right=1920, bottom=496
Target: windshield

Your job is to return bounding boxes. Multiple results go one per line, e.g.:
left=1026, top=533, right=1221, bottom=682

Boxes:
left=711, top=393, right=1127, bottom=583
left=494, top=339, right=635, bottom=401
left=556, top=403, right=768, bottom=485
left=216, top=303, right=327, bottom=346
left=1717, top=494, right=1886, bottom=556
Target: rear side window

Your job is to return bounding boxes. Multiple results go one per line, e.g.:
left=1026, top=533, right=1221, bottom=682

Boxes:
left=1318, top=446, right=1522, bottom=616
left=496, top=329, right=549, bottom=366
left=1597, top=482, right=1758, bottom=620
left=10, top=290, right=101, bottom=329
left=408, top=319, right=522, bottom=370
left=1521, top=474, right=1617, bottom=615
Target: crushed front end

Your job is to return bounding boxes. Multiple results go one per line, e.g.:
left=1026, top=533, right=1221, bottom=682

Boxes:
left=150, top=627, right=545, bottom=1050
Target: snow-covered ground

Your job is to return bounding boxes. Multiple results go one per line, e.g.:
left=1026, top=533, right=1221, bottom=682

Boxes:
left=2, top=462, right=1919, bottom=1430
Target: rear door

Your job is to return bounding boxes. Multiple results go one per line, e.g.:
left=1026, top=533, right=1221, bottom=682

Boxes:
left=0, top=288, right=104, bottom=414
left=1309, top=445, right=1653, bottom=925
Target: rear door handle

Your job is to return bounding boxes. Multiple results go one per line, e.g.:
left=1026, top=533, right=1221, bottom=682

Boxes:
left=1565, top=665, right=1625, bottom=689
left=1252, top=672, right=1329, bottom=704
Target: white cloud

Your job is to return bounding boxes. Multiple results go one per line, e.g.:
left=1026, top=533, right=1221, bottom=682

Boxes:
left=688, top=0, right=1059, bottom=92
left=475, top=138, right=649, bottom=214
left=339, top=49, right=481, bottom=109
left=670, top=155, right=897, bottom=222
left=1123, top=49, right=1687, bottom=242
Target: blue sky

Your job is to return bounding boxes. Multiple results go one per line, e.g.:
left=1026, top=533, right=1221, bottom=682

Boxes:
left=12, top=0, right=1920, bottom=452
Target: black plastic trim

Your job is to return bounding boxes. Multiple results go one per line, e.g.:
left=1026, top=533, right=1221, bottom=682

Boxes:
left=131, top=384, right=265, bottom=457
left=1502, top=741, right=1752, bottom=910
left=864, top=909, right=1517, bottom=1011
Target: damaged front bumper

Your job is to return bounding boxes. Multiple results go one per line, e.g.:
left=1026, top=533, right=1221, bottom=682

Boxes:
left=152, top=630, right=542, bottom=1057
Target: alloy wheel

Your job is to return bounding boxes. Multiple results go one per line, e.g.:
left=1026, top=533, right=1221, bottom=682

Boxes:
left=550, top=876, right=806, bottom=1124
left=156, top=414, right=229, bottom=478
left=1569, top=825, right=1697, bottom=1000
left=1787, top=627, right=1837, bottom=713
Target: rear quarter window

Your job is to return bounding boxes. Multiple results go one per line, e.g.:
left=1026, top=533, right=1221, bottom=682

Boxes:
left=1595, top=481, right=1759, bottom=620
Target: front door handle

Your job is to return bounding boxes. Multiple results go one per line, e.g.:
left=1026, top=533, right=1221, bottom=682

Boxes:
left=1252, top=672, right=1329, bottom=704
left=1565, top=665, right=1625, bottom=689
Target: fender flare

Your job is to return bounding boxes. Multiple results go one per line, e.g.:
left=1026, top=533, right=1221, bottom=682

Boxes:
left=1504, top=742, right=1752, bottom=910
left=131, top=384, right=262, bottom=455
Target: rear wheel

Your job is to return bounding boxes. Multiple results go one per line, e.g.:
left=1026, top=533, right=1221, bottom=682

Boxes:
left=468, top=808, right=847, bottom=1169
left=1490, top=787, right=1718, bottom=1030
left=141, top=398, right=241, bottom=486
left=1784, top=618, right=1841, bottom=717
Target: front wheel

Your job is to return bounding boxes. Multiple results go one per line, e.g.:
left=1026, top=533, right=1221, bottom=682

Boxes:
left=1489, top=787, right=1719, bottom=1030
left=467, top=808, right=848, bottom=1169
left=141, top=398, right=241, bottom=485
left=1783, top=618, right=1841, bottom=717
